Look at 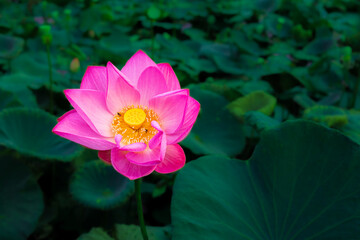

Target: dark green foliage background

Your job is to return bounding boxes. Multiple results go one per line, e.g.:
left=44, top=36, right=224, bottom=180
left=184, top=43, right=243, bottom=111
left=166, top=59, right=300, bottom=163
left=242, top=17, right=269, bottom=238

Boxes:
left=0, top=0, right=360, bottom=239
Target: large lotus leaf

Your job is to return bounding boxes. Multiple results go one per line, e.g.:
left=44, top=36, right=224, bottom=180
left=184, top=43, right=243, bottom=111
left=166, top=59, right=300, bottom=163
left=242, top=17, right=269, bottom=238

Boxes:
left=0, top=157, right=44, bottom=240
left=172, top=120, right=360, bottom=239
left=0, top=34, right=24, bottom=59
left=304, top=105, right=348, bottom=128
left=0, top=108, right=82, bottom=161
left=181, top=87, right=245, bottom=156
left=115, top=224, right=171, bottom=240
left=228, top=91, right=277, bottom=118
left=70, top=161, right=134, bottom=209
left=77, top=228, right=114, bottom=240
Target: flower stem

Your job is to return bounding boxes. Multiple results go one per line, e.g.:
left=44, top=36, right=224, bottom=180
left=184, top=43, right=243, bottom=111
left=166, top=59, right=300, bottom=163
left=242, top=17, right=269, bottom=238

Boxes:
left=135, top=179, right=149, bottom=240
left=46, top=44, right=54, bottom=113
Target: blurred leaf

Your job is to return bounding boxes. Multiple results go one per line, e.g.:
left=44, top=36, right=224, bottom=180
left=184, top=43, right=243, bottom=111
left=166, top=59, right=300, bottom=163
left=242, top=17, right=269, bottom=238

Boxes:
left=0, top=73, right=46, bottom=91
left=77, top=228, right=114, bottom=240
left=70, top=161, right=134, bottom=209
left=147, top=5, right=161, bottom=20
left=181, top=87, right=245, bottom=156
left=293, top=93, right=316, bottom=108
left=152, top=185, right=167, bottom=198
left=0, top=89, right=22, bottom=111
left=341, top=110, right=360, bottom=145
left=304, top=105, right=348, bottom=128
left=98, top=31, right=133, bottom=62
left=115, top=224, right=171, bottom=240
left=0, top=157, right=44, bottom=240
left=244, top=111, right=280, bottom=131
left=238, top=80, right=274, bottom=95
left=0, top=108, right=82, bottom=161
left=302, top=37, right=335, bottom=56
left=11, top=52, right=73, bottom=92
left=228, top=91, right=277, bottom=118
left=0, top=34, right=24, bottom=59
left=172, top=121, right=360, bottom=239
left=231, top=31, right=263, bottom=56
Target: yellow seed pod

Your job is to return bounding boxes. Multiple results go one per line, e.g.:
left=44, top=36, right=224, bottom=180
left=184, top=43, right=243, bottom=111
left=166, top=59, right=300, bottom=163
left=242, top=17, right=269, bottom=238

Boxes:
left=124, top=108, right=146, bottom=129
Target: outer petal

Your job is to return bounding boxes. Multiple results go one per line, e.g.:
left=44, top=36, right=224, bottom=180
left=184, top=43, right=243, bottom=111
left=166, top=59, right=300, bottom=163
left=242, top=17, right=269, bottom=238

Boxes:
left=157, top=63, right=181, bottom=91
left=64, top=89, right=114, bottom=137
left=155, top=144, right=186, bottom=174
left=98, top=150, right=111, bottom=164
left=167, top=96, right=200, bottom=144
left=53, top=111, right=115, bottom=150
left=149, top=90, right=188, bottom=134
left=137, top=66, right=168, bottom=106
left=106, top=62, right=140, bottom=114
left=121, top=50, right=157, bottom=87
left=126, top=148, right=161, bottom=166
left=111, top=148, right=156, bottom=180
left=80, top=66, right=107, bottom=93
left=57, top=109, right=76, bottom=122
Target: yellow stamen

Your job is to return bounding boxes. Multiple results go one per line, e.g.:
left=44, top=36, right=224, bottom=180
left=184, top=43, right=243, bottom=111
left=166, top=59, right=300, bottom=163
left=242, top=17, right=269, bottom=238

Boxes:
left=124, top=108, right=146, bottom=129
left=111, top=106, right=160, bottom=145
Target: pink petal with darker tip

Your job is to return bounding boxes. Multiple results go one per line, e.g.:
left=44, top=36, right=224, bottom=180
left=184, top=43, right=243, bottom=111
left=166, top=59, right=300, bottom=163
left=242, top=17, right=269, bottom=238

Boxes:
left=167, top=96, right=200, bottom=144
left=106, top=62, right=140, bottom=114
left=137, top=66, right=168, bottom=106
left=121, top=50, right=157, bottom=87
left=111, top=148, right=156, bottom=180
left=98, top=150, right=111, bottom=164
left=53, top=111, right=115, bottom=150
left=149, top=90, right=188, bottom=134
left=157, top=63, right=181, bottom=91
left=155, top=144, right=185, bottom=174
left=80, top=66, right=107, bottom=93
left=64, top=89, right=114, bottom=137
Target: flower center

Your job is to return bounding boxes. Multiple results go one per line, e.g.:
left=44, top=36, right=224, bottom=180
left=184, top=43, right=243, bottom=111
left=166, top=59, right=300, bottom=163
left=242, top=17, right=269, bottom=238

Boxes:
left=111, top=106, right=160, bottom=145
left=124, top=108, right=146, bottom=129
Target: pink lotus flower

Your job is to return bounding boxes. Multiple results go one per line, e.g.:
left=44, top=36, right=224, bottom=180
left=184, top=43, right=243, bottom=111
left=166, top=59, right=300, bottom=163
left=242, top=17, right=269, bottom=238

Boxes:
left=53, top=50, right=200, bottom=180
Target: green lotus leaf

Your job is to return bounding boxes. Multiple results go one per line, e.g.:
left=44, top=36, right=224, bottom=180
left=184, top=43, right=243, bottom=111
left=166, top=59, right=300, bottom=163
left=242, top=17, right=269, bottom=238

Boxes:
left=304, top=105, right=348, bottom=128
left=244, top=111, right=280, bottom=132
left=0, top=34, right=24, bottom=59
left=70, top=161, right=134, bottom=209
left=0, top=108, right=82, bottom=161
left=172, top=120, right=360, bottom=239
left=0, top=157, right=44, bottom=240
left=77, top=228, right=114, bottom=240
left=115, top=224, right=171, bottom=240
left=181, top=87, right=245, bottom=156
left=227, top=90, right=277, bottom=118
